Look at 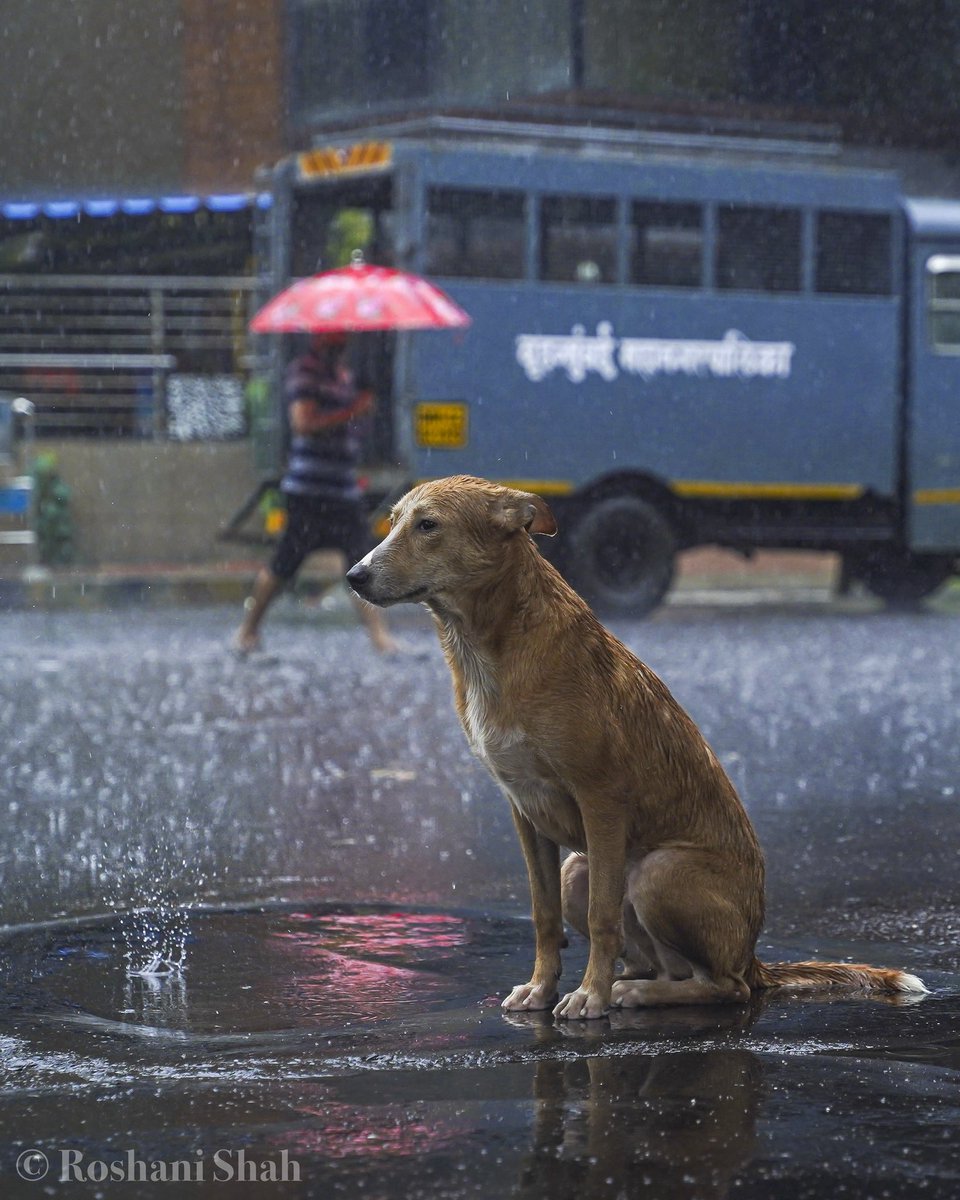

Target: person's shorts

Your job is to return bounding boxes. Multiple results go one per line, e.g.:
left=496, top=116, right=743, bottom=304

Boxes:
left=270, top=492, right=373, bottom=581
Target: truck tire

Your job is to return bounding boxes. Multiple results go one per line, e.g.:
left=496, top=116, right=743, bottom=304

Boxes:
left=564, top=494, right=677, bottom=617
left=849, top=548, right=954, bottom=608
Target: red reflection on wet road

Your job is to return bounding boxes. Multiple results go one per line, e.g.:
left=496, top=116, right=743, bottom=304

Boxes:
left=280, top=1101, right=468, bottom=1162
left=268, top=910, right=467, bottom=1021
left=283, top=910, right=465, bottom=955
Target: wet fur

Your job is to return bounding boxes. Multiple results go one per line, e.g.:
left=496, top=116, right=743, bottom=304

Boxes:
left=348, top=475, right=927, bottom=1018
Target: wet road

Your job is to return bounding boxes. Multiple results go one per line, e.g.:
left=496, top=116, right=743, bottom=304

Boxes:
left=1, top=595, right=959, bottom=1197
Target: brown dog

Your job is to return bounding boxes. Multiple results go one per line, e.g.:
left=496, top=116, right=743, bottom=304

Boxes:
left=347, top=475, right=927, bottom=1018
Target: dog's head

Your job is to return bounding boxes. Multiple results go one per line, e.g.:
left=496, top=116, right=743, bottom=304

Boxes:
left=346, top=475, right=556, bottom=607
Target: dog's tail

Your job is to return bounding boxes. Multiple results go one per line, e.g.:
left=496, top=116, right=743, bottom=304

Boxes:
left=751, top=957, right=928, bottom=995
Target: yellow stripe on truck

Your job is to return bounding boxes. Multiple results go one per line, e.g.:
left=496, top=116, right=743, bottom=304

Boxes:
left=914, top=488, right=960, bottom=505
left=412, top=478, right=866, bottom=502
left=672, top=480, right=865, bottom=501
left=494, top=479, right=576, bottom=496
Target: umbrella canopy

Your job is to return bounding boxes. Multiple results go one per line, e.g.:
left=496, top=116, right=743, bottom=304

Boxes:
left=249, top=261, right=471, bottom=333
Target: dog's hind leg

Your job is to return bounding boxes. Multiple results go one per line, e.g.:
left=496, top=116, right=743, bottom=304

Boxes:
left=620, top=901, right=660, bottom=981
left=611, top=849, right=758, bottom=1008
left=502, top=809, right=565, bottom=1012
left=560, top=852, right=590, bottom=939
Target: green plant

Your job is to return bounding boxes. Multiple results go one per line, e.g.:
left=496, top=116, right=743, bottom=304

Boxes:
left=244, top=372, right=270, bottom=426
left=32, top=453, right=74, bottom=565
left=325, top=209, right=375, bottom=268
left=257, top=485, right=283, bottom=517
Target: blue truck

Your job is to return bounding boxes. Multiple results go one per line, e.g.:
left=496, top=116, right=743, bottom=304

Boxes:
left=253, top=118, right=960, bottom=613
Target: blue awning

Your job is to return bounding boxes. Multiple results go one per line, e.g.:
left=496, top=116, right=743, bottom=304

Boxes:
left=0, top=193, right=273, bottom=221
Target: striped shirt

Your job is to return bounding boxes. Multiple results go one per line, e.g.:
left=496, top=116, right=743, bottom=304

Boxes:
left=280, top=347, right=367, bottom=501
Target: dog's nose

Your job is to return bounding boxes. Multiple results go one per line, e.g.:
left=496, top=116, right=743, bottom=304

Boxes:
left=346, top=562, right=370, bottom=593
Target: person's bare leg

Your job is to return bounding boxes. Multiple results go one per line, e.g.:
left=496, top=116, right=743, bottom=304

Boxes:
left=234, top=566, right=285, bottom=653
left=349, top=590, right=397, bottom=653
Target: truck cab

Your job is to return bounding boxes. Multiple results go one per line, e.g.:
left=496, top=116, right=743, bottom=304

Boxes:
left=905, top=199, right=960, bottom=574
left=251, top=127, right=960, bottom=613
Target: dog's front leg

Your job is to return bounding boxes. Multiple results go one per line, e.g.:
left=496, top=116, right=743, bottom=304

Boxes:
left=502, top=807, right=564, bottom=1012
left=554, top=814, right=626, bottom=1020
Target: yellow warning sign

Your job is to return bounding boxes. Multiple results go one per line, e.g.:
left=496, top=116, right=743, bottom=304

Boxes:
left=415, top=402, right=468, bottom=449
left=297, top=142, right=392, bottom=179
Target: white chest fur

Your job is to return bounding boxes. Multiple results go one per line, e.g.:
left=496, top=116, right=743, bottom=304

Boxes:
left=447, top=630, right=507, bottom=759
left=448, top=630, right=583, bottom=849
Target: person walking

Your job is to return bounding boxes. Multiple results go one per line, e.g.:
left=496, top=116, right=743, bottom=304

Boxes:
left=233, top=331, right=396, bottom=656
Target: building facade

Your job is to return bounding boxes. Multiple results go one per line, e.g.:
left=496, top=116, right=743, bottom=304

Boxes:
left=3, top=0, right=960, bottom=564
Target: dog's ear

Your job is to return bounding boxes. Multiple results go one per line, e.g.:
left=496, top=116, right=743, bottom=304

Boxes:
left=491, top=490, right=558, bottom=537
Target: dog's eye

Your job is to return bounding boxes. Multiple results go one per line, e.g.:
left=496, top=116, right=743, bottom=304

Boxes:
left=416, top=518, right=439, bottom=533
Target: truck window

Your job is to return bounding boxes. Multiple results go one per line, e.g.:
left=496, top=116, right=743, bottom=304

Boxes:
left=290, top=177, right=394, bottom=276
left=630, top=201, right=703, bottom=288
left=425, top=187, right=525, bottom=279
left=540, top=195, right=617, bottom=284
left=716, top=204, right=802, bottom=293
left=927, top=255, right=960, bottom=350
left=816, top=211, right=892, bottom=295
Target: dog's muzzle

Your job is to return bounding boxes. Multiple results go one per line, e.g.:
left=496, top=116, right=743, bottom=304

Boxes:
left=346, top=560, right=430, bottom=606
left=346, top=561, right=373, bottom=599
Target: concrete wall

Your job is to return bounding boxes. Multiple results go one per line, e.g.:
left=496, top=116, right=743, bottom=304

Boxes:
left=0, top=1, right=184, bottom=198
left=182, top=0, right=285, bottom=194
left=0, top=0, right=285, bottom=200
left=46, top=439, right=261, bottom=566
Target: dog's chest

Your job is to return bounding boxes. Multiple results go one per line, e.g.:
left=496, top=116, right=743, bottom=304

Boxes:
left=451, top=639, right=523, bottom=762
left=458, top=661, right=522, bottom=768
left=453, top=641, right=584, bottom=849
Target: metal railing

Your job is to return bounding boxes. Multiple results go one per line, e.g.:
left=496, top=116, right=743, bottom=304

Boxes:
left=0, top=274, right=257, bottom=438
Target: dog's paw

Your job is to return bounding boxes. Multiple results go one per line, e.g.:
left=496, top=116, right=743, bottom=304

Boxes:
left=553, top=988, right=610, bottom=1020
left=500, top=981, right=558, bottom=1011
left=611, top=978, right=651, bottom=1008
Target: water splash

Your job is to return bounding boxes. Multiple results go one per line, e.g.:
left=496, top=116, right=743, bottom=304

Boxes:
left=120, top=897, right=191, bottom=979
left=126, top=951, right=185, bottom=979
left=93, top=789, right=205, bottom=980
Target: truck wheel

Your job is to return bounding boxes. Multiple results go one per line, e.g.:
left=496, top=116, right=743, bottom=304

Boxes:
left=564, top=495, right=677, bottom=617
left=849, top=549, right=954, bottom=608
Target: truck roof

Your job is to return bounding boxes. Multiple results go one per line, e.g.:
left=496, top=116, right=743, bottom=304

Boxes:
left=904, top=197, right=960, bottom=236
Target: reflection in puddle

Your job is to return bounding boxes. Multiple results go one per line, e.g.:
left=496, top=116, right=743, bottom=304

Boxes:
left=268, top=910, right=467, bottom=1025
left=0, top=904, right=957, bottom=1198
left=13, top=903, right=500, bottom=1037
left=517, top=1051, right=762, bottom=1200
left=284, top=1099, right=467, bottom=1163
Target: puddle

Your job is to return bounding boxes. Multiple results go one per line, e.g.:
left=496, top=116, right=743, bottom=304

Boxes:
left=1, top=903, right=959, bottom=1198
left=0, top=903, right=531, bottom=1058
left=32, top=906, right=493, bottom=1037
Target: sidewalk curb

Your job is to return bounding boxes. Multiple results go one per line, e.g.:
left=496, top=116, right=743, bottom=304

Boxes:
left=0, top=569, right=844, bottom=612
left=0, top=547, right=848, bottom=613
left=0, top=566, right=340, bottom=611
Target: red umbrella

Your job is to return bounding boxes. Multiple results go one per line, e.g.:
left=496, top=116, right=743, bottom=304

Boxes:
left=249, top=258, right=471, bottom=333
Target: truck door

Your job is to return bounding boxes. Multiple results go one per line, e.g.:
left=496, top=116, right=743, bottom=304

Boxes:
left=909, top=246, right=960, bottom=552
